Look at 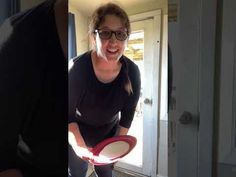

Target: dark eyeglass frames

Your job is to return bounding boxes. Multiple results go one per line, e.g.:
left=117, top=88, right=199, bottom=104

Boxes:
left=94, top=29, right=128, bottom=41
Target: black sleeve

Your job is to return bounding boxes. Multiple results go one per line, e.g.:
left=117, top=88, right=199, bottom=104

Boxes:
left=68, top=58, right=86, bottom=123
left=0, top=18, right=23, bottom=171
left=120, top=64, right=141, bottom=128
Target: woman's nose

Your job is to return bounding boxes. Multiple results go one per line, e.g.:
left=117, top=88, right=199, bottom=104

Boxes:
left=109, top=33, right=117, bottom=43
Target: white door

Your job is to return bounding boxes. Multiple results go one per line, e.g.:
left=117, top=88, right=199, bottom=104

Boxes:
left=216, top=0, right=236, bottom=176
left=168, top=0, right=216, bottom=177
left=115, top=11, right=161, bottom=177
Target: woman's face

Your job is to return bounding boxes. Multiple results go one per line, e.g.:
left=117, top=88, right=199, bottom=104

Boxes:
left=94, top=15, right=128, bottom=62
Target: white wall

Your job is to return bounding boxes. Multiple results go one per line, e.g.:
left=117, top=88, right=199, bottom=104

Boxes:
left=125, top=0, right=167, bottom=16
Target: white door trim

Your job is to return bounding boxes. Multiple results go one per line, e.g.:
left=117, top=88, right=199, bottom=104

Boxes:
left=129, top=10, right=161, bottom=22
left=130, top=10, right=162, bottom=177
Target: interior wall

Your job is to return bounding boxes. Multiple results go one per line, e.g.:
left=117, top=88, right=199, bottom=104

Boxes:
left=20, top=0, right=45, bottom=11
left=69, top=3, right=89, bottom=55
left=125, top=0, right=167, bottom=16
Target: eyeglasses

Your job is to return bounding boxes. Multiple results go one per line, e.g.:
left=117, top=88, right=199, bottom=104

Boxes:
left=94, top=29, right=128, bottom=41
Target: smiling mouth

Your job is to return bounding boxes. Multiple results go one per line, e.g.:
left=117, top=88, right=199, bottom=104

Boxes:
left=107, top=49, right=118, bottom=54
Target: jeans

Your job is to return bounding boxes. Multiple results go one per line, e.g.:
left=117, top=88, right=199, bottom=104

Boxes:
left=68, top=145, right=114, bottom=177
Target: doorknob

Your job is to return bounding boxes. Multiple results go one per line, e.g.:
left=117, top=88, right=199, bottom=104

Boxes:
left=179, top=111, right=192, bottom=124
left=144, top=98, right=152, bottom=105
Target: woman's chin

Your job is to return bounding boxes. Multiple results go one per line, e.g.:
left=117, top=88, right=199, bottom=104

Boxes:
left=105, top=53, right=121, bottom=62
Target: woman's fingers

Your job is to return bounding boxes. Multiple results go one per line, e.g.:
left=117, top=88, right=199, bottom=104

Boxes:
left=73, top=146, right=93, bottom=159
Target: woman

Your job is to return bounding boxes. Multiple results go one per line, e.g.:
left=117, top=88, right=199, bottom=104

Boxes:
left=68, top=3, right=141, bottom=177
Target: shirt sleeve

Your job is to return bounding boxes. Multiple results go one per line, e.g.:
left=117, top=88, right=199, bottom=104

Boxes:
left=119, top=63, right=141, bottom=128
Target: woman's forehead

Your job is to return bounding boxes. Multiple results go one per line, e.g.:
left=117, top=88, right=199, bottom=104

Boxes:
left=99, top=15, right=126, bottom=29
left=99, top=26, right=127, bottom=31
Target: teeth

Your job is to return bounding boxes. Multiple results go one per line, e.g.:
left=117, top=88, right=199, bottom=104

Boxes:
left=108, top=49, right=117, bottom=52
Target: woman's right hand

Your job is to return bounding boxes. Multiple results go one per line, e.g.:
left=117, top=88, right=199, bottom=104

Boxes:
left=68, top=122, right=93, bottom=160
left=71, top=144, right=93, bottom=160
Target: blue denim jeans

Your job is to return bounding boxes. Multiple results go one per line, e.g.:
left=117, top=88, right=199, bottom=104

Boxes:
left=68, top=145, right=114, bottom=177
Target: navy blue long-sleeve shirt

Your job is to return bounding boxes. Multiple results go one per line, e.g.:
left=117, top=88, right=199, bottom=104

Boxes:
left=69, top=51, right=141, bottom=147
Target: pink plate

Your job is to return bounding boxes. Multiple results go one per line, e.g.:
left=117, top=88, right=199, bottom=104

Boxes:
left=87, top=135, right=137, bottom=165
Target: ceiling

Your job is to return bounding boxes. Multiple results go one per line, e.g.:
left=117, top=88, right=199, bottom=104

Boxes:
left=69, top=0, right=158, bottom=16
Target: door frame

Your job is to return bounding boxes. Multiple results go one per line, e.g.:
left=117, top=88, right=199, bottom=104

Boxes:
left=115, top=10, right=162, bottom=177
left=215, top=0, right=236, bottom=176
left=198, top=0, right=217, bottom=177
left=130, top=10, right=161, bottom=177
